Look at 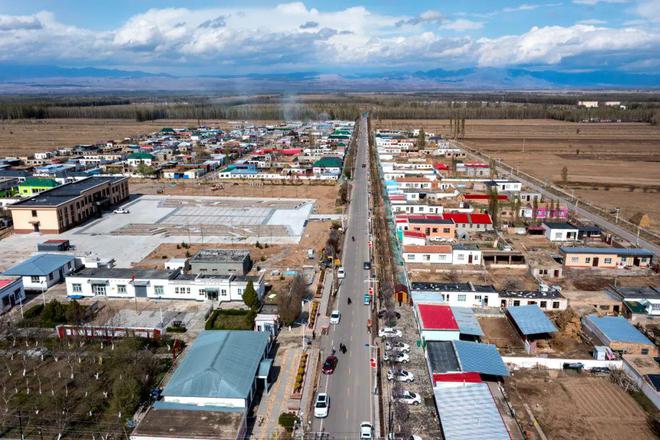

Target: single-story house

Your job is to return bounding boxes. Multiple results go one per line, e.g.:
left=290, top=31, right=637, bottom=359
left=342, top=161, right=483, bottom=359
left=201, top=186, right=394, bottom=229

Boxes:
left=506, top=305, right=558, bottom=353
left=415, top=303, right=483, bottom=341
left=411, top=282, right=500, bottom=308
left=443, top=213, right=493, bottom=237
left=560, top=247, right=654, bottom=269
left=542, top=222, right=579, bottom=242
left=426, top=340, right=509, bottom=379
left=312, top=156, right=343, bottom=175
left=3, top=254, right=78, bottom=291
left=0, top=277, right=25, bottom=314
left=18, top=177, right=59, bottom=197
left=499, top=290, right=568, bottom=311
left=606, top=286, right=660, bottom=321
left=582, top=315, right=657, bottom=357
left=403, top=245, right=452, bottom=264
left=452, top=244, right=481, bottom=265
left=126, top=152, right=155, bottom=167
left=401, top=230, right=426, bottom=246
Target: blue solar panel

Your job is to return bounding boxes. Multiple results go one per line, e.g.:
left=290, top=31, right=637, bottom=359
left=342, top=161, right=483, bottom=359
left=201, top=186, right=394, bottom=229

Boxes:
left=453, top=341, right=509, bottom=377
left=507, top=305, right=558, bottom=335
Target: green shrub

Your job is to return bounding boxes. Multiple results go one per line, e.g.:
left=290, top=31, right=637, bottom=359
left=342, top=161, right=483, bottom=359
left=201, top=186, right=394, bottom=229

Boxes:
left=278, top=412, right=298, bottom=432
left=166, top=326, right=187, bottom=333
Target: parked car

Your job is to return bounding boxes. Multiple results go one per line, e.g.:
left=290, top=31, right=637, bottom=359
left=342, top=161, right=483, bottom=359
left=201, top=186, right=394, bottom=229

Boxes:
left=563, top=362, right=585, bottom=371
left=385, top=341, right=410, bottom=353
left=337, top=267, right=345, bottom=279
left=322, top=355, right=338, bottom=374
left=383, top=352, right=410, bottom=363
left=387, top=369, right=414, bottom=382
left=378, top=309, right=401, bottom=320
left=393, top=390, right=422, bottom=405
left=113, top=208, right=130, bottom=214
left=363, top=293, right=371, bottom=305
left=360, top=422, right=373, bottom=439
left=363, top=261, right=371, bottom=270
left=314, top=393, right=330, bottom=418
left=590, top=366, right=611, bottom=375
left=388, top=435, right=423, bottom=440
left=330, top=310, right=341, bottom=324
left=379, top=327, right=403, bottom=338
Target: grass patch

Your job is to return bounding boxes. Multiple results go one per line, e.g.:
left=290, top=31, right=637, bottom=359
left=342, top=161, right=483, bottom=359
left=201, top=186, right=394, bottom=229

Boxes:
left=19, top=299, right=90, bottom=328
left=205, top=308, right=255, bottom=330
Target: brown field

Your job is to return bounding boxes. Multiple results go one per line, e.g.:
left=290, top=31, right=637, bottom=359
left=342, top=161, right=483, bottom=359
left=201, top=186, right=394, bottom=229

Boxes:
left=379, top=119, right=660, bottom=234
left=0, top=118, right=281, bottom=156
left=505, top=370, right=657, bottom=440
left=479, top=316, right=524, bottom=354
left=129, top=179, right=340, bottom=213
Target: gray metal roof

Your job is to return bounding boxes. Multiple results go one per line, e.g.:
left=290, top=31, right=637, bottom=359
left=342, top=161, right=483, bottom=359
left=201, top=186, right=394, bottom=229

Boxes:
left=507, top=305, right=558, bottom=335
left=4, top=254, right=75, bottom=276
left=450, top=307, right=483, bottom=336
left=427, top=341, right=460, bottom=373
left=453, top=341, right=509, bottom=377
left=191, top=248, right=250, bottom=263
left=584, top=315, right=653, bottom=345
left=560, top=247, right=654, bottom=257
left=68, top=267, right=177, bottom=280
left=434, top=383, right=511, bottom=440
left=163, top=330, right=269, bottom=400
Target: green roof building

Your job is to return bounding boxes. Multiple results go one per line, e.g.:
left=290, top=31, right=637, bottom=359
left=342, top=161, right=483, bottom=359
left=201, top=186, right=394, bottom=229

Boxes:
left=313, top=156, right=343, bottom=169
left=18, top=178, right=59, bottom=197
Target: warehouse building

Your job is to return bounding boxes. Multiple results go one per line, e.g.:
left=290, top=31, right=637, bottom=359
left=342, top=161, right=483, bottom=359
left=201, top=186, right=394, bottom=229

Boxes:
left=582, top=315, right=657, bottom=357
left=189, top=249, right=253, bottom=276
left=9, top=176, right=129, bottom=233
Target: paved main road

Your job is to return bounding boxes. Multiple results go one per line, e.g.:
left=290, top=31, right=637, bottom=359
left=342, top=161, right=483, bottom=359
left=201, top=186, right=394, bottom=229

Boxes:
left=310, top=116, right=374, bottom=438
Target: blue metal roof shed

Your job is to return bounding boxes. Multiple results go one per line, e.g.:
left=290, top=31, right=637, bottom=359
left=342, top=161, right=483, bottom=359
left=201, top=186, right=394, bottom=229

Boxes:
left=454, top=340, right=509, bottom=377
left=583, top=315, right=652, bottom=345
left=507, top=305, right=558, bottom=336
left=3, top=254, right=75, bottom=276
left=162, top=330, right=270, bottom=407
left=450, top=306, right=483, bottom=337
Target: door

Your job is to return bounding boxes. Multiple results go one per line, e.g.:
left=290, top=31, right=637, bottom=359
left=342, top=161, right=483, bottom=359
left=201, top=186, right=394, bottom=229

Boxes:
left=592, top=257, right=599, bottom=267
left=468, top=254, right=473, bottom=264
left=135, top=285, right=148, bottom=297
left=33, top=223, right=39, bottom=232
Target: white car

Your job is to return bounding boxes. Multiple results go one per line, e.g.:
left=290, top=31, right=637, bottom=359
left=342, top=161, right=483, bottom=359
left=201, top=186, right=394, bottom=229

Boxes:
left=360, top=422, right=373, bottom=439
left=393, top=390, right=422, bottom=405
left=383, top=352, right=410, bottom=363
left=378, top=327, right=402, bottom=338
left=314, top=393, right=330, bottom=418
left=385, top=341, right=410, bottom=353
left=113, top=208, right=130, bottom=214
left=330, top=310, right=341, bottom=325
left=337, top=266, right=345, bottom=279
left=386, top=369, right=414, bottom=382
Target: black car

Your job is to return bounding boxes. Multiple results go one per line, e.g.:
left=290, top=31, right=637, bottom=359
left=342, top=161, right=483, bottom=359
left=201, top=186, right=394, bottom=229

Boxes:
left=562, top=362, right=584, bottom=371
left=363, top=261, right=371, bottom=270
left=362, top=164, right=366, bottom=168
left=378, top=309, right=401, bottom=319
left=322, top=355, right=338, bottom=374
left=590, top=366, right=611, bottom=375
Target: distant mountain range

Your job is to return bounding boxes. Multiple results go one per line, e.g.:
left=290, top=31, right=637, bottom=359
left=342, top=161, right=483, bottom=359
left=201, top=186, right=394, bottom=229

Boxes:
left=0, top=63, right=658, bottom=92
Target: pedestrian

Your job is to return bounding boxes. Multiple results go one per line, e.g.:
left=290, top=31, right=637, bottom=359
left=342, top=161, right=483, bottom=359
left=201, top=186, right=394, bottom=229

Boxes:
left=341, top=344, right=347, bottom=354
left=312, top=330, right=316, bottom=340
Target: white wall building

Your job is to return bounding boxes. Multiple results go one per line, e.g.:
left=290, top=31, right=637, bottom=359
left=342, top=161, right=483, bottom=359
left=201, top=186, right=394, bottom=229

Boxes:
left=0, top=277, right=25, bottom=313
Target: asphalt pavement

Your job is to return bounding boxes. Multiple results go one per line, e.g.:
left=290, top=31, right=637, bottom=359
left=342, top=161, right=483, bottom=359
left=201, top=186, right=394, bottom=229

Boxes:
left=310, top=116, right=374, bottom=439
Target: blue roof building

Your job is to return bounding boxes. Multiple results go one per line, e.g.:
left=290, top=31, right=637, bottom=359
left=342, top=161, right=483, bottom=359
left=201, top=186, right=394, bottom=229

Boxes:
left=3, top=254, right=77, bottom=290
left=427, top=340, right=509, bottom=378
left=507, top=305, right=558, bottom=336
left=159, top=330, right=271, bottom=410
left=583, top=315, right=656, bottom=356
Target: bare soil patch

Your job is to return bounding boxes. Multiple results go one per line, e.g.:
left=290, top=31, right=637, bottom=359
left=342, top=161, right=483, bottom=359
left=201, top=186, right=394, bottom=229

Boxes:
left=479, top=316, right=524, bottom=354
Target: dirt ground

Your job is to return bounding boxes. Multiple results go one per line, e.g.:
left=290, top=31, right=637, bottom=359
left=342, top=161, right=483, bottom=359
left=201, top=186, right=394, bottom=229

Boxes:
left=504, top=370, right=657, bottom=440
left=129, top=179, right=340, bottom=214
left=479, top=316, right=524, bottom=354
left=378, top=119, right=660, bottom=234
left=0, top=118, right=282, bottom=156
left=133, top=220, right=332, bottom=273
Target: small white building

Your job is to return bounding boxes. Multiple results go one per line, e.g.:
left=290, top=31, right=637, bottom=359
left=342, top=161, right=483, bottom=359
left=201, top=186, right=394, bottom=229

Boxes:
left=411, top=282, right=500, bottom=308
left=403, top=245, right=452, bottom=264
left=542, top=221, right=579, bottom=242
left=3, top=254, right=78, bottom=291
left=0, top=277, right=25, bottom=314
left=452, top=244, right=481, bottom=265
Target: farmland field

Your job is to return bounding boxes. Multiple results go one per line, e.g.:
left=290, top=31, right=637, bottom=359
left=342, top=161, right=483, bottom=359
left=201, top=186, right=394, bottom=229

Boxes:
left=378, top=119, right=660, bottom=234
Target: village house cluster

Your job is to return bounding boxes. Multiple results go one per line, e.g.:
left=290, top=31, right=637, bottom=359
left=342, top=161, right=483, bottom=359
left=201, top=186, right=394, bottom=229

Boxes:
left=373, top=127, right=659, bottom=439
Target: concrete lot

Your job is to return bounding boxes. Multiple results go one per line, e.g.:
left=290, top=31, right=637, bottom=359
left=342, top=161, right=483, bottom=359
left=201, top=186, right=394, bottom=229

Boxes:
left=0, top=194, right=315, bottom=271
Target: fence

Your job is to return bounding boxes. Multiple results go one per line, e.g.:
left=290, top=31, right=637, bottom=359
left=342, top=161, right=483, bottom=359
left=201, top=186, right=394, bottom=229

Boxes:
left=503, top=356, right=622, bottom=370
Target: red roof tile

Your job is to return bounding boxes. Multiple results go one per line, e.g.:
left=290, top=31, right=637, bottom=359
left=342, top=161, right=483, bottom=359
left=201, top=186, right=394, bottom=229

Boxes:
left=403, top=245, right=452, bottom=254
left=433, top=372, right=482, bottom=384
left=418, top=304, right=459, bottom=330
left=403, top=230, right=426, bottom=238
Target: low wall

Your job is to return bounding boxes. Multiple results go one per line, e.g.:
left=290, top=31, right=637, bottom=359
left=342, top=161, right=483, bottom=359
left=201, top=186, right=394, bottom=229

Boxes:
left=623, top=358, right=660, bottom=409
left=503, top=356, right=623, bottom=370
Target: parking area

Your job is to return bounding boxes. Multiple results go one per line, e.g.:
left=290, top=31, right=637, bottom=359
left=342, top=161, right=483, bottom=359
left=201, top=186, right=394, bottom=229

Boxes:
left=0, top=194, right=315, bottom=271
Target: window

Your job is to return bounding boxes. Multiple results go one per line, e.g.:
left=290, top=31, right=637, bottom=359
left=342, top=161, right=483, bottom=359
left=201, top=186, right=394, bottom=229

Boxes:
left=423, top=255, right=431, bottom=261
left=585, top=257, right=591, bottom=263
left=552, top=301, right=560, bottom=309
left=475, top=295, right=482, bottom=301
left=92, top=284, right=106, bottom=296
left=48, top=273, right=53, bottom=280
left=72, top=284, right=82, bottom=293
left=604, top=258, right=612, bottom=264
left=457, top=294, right=466, bottom=302
left=31, top=210, right=37, bottom=217
left=571, top=257, right=579, bottom=263
left=457, top=254, right=465, bottom=261
left=221, top=289, right=227, bottom=296
left=432, top=228, right=438, bottom=233
left=117, top=285, right=127, bottom=294
left=237, top=288, right=243, bottom=295
left=408, top=254, right=415, bottom=261
left=513, top=300, right=521, bottom=306
left=154, top=285, right=164, bottom=295
left=443, top=228, right=450, bottom=233
left=641, top=349, right=649, bottom=355
left=540, top=301, right=547, bottom=309
left=31, top=276, right=40, bottom=283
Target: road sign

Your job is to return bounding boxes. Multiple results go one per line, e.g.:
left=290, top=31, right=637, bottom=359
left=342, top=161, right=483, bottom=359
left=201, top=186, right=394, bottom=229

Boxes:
left=370, top=358, right=376, bottom=368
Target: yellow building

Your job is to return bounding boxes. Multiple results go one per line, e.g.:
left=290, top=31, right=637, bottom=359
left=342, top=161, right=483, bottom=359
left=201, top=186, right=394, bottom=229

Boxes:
left=9, top=176, right=129, bottom=234
left=560, top=247, right=654, bottom=269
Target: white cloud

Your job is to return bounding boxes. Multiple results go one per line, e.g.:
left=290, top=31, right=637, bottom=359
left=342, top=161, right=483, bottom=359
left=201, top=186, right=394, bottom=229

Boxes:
left=442, top=19, right=484, bottom=31
left=395, top=10, right=443, bottom=27
left=578, top=19, right=608, bottom=24
left=573, top=0, right=628, bottom=4
left=0, top=14, right=42, bottom=31
left=635, top=0, right=660, bottom=23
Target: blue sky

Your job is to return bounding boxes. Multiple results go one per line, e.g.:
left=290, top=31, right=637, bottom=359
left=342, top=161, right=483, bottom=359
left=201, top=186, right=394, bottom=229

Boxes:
left=0, top=0, right=658, bottom=75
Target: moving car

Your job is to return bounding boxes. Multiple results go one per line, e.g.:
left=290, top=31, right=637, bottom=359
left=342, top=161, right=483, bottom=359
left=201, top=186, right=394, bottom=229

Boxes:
left=363, top=293, right=371, bottom=305
left=383, top=352, right=410, bottom=363
left=314, top=393, right=330, bottom=418
left=393, top=390, right=422, bottom=405
left=363, top=261, right=371, bottom=270
left=330, top=310, right=341, bottom=324
left=337, top=267, right=345, bottom=279
left=378, top=327, right=403, bottom=338
left=113, top=208, right=130, bottom=214
left=387, top=369, right=414, bottom=382
left=322, top=355, right=338, bottom=374
left=360, top=421, right=373, bottom=439
left=385, top=341, right=410, bottom=353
